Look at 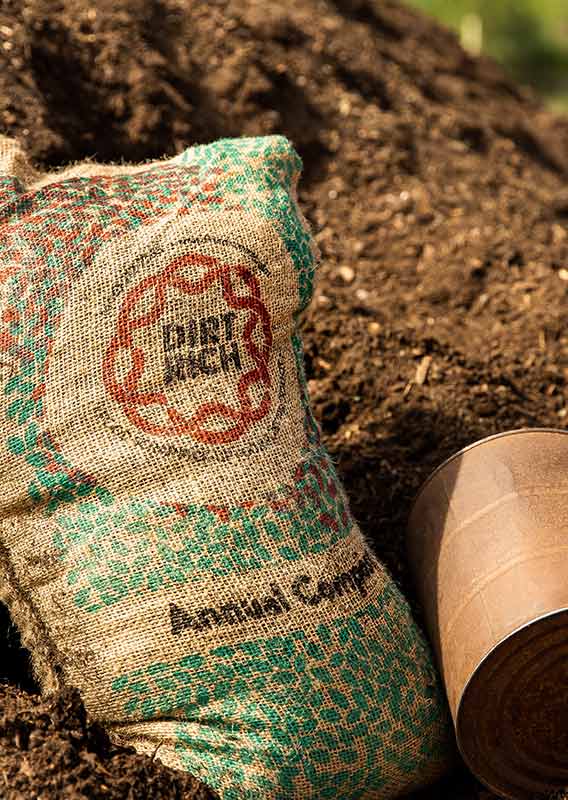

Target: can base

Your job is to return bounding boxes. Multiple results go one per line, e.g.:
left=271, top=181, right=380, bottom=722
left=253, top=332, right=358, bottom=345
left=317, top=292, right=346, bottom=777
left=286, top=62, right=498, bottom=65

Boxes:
left=456, top=609, right=568, bottom=799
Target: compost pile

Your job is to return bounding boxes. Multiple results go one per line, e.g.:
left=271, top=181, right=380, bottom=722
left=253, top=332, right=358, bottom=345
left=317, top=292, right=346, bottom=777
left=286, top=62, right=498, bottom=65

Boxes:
left=1, top=0, right=568, bottom=798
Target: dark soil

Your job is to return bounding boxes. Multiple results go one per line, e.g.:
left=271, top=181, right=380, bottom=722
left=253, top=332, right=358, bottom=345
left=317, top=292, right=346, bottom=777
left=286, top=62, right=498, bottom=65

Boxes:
left=0, top=684, right=214, bottom=799
left=1, top=0, right=568, bottom=797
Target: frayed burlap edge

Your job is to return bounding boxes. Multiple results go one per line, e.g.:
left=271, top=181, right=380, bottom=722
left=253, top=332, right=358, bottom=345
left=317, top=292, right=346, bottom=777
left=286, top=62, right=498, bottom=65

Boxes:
left=0, top=517, right=61, bottom=695
left=29, top=151, right=175, bottom=189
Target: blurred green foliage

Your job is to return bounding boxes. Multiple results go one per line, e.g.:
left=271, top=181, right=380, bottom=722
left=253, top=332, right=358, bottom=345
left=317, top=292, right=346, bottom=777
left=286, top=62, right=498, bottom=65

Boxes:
left=407, top=0, right=568, bottom=110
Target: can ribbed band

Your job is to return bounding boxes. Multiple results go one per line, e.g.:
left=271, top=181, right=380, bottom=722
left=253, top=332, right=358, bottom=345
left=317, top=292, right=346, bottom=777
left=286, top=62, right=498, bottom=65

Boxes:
left=0, top=134, right=453, bottom=799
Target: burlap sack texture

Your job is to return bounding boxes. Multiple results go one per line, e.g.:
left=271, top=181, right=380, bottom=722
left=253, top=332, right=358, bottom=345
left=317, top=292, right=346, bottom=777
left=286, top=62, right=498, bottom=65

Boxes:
left=0, top=133, right=454, bottom=799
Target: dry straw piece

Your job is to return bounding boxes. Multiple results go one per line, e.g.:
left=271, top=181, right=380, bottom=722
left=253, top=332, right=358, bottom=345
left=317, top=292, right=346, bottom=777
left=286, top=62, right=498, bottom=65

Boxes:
left=408, top=428, right=568, bottom=799
left=0, top=134, right=453, bottom=799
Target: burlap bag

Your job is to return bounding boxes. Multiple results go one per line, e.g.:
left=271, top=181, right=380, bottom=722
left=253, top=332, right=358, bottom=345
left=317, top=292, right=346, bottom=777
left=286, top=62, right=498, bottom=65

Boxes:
left=0, top=134, right=453, bottom=798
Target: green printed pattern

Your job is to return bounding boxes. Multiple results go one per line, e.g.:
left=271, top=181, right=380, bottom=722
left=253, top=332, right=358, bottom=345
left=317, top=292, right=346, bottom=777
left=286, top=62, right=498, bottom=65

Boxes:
left=112, top=590, right=448, bottom=799
left=2, top=162, right=228, bottom=516
left=2, top=136, right=315, bottom=519
left=178, top=136, right=317, bottom=313
left=0, top=175, right=25, bottom=204
left=0, top=136, right=452, bottom=798
left=0, top=137, right=325, bottom=608
left=53, top=448, right=352, bottom=613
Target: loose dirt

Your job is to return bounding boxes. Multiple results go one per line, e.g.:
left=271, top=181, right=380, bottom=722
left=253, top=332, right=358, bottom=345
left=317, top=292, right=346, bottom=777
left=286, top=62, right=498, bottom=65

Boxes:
left=1, top=0, right=568, bottom=797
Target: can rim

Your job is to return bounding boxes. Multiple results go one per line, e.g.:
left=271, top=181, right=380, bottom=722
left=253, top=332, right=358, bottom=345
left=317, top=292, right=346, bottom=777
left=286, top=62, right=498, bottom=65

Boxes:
left=454, top=606, right=568, bottom=798
left=407, top=427, right=568, bottom=523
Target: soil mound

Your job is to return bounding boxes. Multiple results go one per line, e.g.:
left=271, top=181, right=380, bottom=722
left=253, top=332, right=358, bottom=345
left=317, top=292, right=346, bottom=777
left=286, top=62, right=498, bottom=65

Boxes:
left=2, top=0, right=568, bottom=797
left=0, top=684, right=213, bottom=799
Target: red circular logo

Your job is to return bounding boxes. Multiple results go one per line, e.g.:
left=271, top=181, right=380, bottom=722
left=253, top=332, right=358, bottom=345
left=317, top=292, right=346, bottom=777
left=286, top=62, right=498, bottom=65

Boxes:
left=102, top=251, right=273, bottom=444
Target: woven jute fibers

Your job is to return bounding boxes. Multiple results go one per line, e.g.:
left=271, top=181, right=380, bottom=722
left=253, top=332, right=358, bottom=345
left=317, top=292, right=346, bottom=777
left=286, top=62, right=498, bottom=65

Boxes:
left=0, top=134, right=454, bottom=799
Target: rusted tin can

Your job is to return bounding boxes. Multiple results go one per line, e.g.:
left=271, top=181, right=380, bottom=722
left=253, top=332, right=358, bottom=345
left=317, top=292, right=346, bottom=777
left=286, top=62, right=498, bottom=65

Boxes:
left=407, top=428, right=568, bottom=799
